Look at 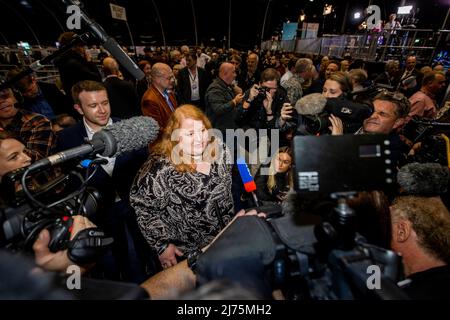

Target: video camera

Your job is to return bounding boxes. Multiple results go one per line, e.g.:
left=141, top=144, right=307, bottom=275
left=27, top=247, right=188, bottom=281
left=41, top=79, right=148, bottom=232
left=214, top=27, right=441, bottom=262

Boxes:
left=401, top=116, right=450, bottom=166
left=196, top=134, right=409, bottom=299
left=297, top=96, right=373, bottom=135
left=0, top=158, right=113, bottom=264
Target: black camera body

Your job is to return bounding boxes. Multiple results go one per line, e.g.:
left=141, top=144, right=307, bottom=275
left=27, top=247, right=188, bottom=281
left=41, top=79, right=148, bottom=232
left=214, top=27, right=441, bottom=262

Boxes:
left=252, top=86, right=270, bottom=104
left=0, top=160, right=111, bottom=263
left=296, top=97, right=373, bottom=136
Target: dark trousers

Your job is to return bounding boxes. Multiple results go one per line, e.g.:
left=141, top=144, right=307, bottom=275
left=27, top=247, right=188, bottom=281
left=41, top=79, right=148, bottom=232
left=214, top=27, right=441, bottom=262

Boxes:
left=89, top=200, right=160, bottom=284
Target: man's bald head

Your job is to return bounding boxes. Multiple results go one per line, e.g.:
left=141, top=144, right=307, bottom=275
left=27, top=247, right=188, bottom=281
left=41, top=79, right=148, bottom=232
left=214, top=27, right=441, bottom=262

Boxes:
left=102, top=57, right=120, bottom=76
left=219, top=62, right=236, bottom=85
left=151, top=63, right=175, bottom=91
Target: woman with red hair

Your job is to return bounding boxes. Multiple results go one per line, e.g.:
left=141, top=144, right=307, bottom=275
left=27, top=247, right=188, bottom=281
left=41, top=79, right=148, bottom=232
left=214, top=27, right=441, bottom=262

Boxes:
left=130, top=104, right=234, bottom=269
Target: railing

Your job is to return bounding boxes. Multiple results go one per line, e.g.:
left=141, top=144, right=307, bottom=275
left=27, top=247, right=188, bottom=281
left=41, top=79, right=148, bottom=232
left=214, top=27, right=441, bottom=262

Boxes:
left=262, top=28, right=446, bottom=64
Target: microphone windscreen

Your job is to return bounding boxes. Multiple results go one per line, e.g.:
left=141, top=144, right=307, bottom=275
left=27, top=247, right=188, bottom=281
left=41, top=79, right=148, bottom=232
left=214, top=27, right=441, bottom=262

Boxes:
left=99, top=116, right=159, bottom=157
left=397, top=162, right=450, bottom=196
left=295, top=93, right=327, bottom=115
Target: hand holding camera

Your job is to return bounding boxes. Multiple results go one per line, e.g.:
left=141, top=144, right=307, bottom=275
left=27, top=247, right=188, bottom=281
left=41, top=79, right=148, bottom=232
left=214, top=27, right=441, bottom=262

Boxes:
left=32, top=215, right=96, bottom=272
left=328, top=114, right=344, bottom=136
left=279, top=103, right=294, bottom=127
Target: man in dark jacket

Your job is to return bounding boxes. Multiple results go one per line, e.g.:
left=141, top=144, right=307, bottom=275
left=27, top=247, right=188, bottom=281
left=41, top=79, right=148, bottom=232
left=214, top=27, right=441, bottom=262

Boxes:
left=102, top=57, right=140, bottom=119
left=176, top=52, right=210, bottom=111
left=6, top=68, right=74, bottom=119
left=56, top=80, right=154, bottom=283
left=54, top=32, right=102, bottom=101
left=204, top=62, right=243, bottom=134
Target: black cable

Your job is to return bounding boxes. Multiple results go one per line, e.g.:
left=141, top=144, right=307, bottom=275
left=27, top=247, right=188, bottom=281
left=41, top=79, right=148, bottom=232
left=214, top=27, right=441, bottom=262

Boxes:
left=20, top=167, right=61, bottom=216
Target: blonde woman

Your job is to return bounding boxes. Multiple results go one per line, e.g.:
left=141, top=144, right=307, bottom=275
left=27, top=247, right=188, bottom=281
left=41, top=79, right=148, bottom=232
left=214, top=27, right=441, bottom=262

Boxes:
left=253, top=146, right=293, bottom=204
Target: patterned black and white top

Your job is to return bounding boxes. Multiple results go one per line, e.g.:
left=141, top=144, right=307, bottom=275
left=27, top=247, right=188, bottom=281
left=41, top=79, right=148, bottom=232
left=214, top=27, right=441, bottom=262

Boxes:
left=129, top=142, right=234, bottom=256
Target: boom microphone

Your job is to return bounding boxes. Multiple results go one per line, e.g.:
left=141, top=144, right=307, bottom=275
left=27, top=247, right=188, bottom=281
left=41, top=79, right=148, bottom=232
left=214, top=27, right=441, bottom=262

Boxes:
left=236, top=158, right=260, bottom=206
left=29, top=116, right=159, bottom=172
left=62, top=0, right=145, bottom=80
left=295, top=93, right=327, bottom=115
left=397, top=162, right=450, bottom=196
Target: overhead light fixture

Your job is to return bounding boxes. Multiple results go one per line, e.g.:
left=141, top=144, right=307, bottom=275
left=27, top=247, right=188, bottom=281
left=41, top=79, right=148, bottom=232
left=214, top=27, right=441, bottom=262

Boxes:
left=354, top=12, right=361, bottom=19
left=323, top=4, right=333, bottom=15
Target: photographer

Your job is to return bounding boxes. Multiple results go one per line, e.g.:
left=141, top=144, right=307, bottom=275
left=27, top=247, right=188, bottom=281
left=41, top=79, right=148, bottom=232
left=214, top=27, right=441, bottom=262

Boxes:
left=236, top=68, right=288, bottom=131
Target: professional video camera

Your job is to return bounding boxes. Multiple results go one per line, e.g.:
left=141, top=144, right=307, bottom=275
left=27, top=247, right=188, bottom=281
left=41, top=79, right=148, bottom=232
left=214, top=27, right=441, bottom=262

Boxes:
left=274, top=134, right=406, bottom=299
left=401, top=116, right=450, bottom=166
left=296, top=95, right=373, bottom=135
left=349, top=82, right=395, bottom=103
left=196, top=134, right=409, bottom=299
left=0, top=158, right=113, bottom=263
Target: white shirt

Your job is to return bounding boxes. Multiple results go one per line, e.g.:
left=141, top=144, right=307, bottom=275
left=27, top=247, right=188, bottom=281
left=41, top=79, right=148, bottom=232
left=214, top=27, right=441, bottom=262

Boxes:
left=83, top=117, right=116, bottom=177
left=280, top=70, right=293, bottom=87
left=197, top=53, right=211, bottom=68
left=189, top=68, right=200, bottom=101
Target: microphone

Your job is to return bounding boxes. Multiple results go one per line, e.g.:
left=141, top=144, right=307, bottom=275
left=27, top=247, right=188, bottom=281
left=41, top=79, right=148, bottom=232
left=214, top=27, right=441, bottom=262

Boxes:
left=397, top=162, right=450, bottom=196
left=411, top=117, right=450, bottom=129
left=62, top=0, right=144, bottom=80
left=29, top=116, right=159, bottom=172
left=295, top=93, right=327, bottom=115
left=236, top=158, right=260, bottom=206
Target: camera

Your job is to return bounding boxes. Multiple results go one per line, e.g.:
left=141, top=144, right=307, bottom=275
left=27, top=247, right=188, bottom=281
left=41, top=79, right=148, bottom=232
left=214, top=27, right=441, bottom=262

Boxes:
left=296, top=97, right=373, bottom=136
left=0, top=159, right=112, bottom=262
left=196, top=135, right=408, bottom=299
left=253, top=86, right=270, bottom=103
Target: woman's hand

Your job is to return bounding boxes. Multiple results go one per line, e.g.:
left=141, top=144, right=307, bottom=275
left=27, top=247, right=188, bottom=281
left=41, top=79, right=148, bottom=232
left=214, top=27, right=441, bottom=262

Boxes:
left=329, top=114, right=344, bottom=136
left=159, top=244, right=184, bottom=269
left=279, top=103, right=294, bottom=127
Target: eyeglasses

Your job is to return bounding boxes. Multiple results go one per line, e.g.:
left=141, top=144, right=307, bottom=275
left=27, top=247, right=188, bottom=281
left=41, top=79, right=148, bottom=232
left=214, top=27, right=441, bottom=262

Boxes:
left=261, top=85, right=277, bottom=91
left=375, top=90, right=410, bottom=115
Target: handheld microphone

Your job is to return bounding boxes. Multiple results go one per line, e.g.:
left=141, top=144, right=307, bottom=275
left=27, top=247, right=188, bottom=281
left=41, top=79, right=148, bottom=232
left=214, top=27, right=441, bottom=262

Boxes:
left=29, top=116, right=159, bottom=172
left=236, top=158, right=260, bottom=206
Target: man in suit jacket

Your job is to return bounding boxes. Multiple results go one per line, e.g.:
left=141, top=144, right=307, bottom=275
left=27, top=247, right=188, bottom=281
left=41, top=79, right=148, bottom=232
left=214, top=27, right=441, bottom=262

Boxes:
left=141, top=63, right=178, bottom=135
left=55, top=80, right=154, bottom=283
left=176, top=51, right=211, bottom=111
left=398, top=56, right=422, bottom=98
left=102, top=57, right=141, bottom=119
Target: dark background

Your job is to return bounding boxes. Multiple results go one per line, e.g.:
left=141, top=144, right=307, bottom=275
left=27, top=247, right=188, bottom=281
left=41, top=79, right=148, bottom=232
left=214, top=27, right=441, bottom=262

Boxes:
left=0, top=0, right=449, bottom=49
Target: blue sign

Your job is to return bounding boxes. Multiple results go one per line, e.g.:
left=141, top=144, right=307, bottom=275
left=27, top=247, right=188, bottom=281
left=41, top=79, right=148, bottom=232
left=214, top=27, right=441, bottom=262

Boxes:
left=282, top=22, right=298, bottom=41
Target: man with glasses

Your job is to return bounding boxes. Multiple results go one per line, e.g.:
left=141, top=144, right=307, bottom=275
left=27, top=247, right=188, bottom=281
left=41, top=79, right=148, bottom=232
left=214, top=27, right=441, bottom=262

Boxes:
left=141, top=63, right=178, bottom=134
left=236, top=67, right=289, bottom=132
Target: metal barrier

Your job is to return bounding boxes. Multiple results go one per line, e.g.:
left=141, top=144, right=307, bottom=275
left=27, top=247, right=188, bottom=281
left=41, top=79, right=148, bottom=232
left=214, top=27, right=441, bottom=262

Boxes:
left=262, top=28, right=445, bottom=64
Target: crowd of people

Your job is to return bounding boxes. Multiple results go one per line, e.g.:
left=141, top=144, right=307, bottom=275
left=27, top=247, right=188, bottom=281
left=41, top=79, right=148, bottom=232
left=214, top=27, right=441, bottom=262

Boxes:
left=0, top=30, right=450, bottom=300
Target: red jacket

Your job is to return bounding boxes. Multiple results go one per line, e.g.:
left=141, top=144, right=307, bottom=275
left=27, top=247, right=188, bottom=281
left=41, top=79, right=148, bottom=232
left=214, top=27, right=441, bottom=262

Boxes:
left=141, top=85, right=178, bottom=134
